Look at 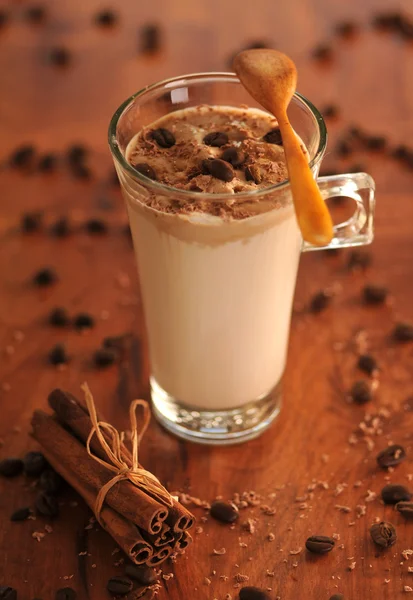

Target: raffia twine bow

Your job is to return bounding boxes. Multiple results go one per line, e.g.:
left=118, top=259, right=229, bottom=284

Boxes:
left=81, top=382, right=173, bottom=525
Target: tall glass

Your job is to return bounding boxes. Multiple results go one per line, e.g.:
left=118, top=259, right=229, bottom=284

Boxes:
left=109, top=73, right=375, bottom=445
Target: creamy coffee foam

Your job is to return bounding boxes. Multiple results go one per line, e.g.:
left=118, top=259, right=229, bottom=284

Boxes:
left=125, top=105, right=292, bottom=219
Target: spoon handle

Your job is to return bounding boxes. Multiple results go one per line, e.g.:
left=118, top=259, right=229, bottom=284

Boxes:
left=277, top=110, right=334, bottom=246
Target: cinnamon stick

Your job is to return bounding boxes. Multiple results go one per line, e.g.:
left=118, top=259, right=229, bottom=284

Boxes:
left=146, top=545, right=173, bottom=566
left=48, top=389, right=194, bottom=531
left=31, top=410, right=167, bottom=534
left=33, top=439, right=152, bottom=564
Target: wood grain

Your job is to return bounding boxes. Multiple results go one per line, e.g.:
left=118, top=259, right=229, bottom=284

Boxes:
left=1, top=0, right=413, bottom=598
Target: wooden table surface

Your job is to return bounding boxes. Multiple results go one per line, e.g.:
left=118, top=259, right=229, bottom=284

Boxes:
left=1, top=0, right=413, bottom=598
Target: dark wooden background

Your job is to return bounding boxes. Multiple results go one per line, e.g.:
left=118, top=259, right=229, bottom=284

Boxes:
left=1, top=0, right=413, bottom=598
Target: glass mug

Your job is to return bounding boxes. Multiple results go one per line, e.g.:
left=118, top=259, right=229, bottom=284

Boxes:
left=109, top=73, right=375, bottom=445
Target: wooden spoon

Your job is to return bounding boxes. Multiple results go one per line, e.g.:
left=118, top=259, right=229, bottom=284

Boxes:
left=233, top=49, right=333, bottom=246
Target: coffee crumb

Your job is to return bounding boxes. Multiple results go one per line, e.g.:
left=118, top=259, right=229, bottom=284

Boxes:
left=212, top=548, right=226, bottom=555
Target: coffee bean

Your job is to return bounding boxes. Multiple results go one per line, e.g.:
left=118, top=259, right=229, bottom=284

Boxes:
left=140, top=24, right=161, bottom=54
left=322, top=104, right=339, bottom=118
left=335, top=20, right=358, bottom=37
left=335, top=139, right=352, bottom=157
left=21, top=212, right=43, bottom=233
left=73, top=313, right=94, bottom=330
left=210, top=500, right=239, bottom=523
left=347, top=250, right=372, bottom=271
left=124, top=564, right=158, bottom=586
left=350, top=380, right=372, bottom=405
left=370, top=521, right=397, bottom=548
left=49, top=307, right=70, bottom=327
left=35, top=492, right=59, bottom=518
left=372, top=12, right=403, bottom=29
left=245, top=165, right=262, bottom=184
left=24, top=451, right=48, bottom=477
left=49, top=47, right=71, bottom=67
left=396, top=501, right=413, bottom=518
left=239, top=587, right=271, bottom=600
left=203, top=132, right=229, bottom=147
left=202, top=158, right=235, bottom=182
left=50, top=217, right=71, bottom=237
left=263, top=128, right=282, bottom=145
left=0, top=458, right=24, bottom=478
left=93, top=348, right=117, bottom=368
left=48, top=344, right=69, bottom=366
left=0, top=11, right=9, bottom=29
left=305, top=535, right=335, bottom=554
left=39, top=469, right=64, bottom=494
left=11, top=507, right=31, bottom=522
left=357, top=354, right=378, bottom=376
left=38, top=153, right=57, bottom=172
left=106, top=576, right=133, bottom=596
left=363, top=284, right=388, bottom=305
left=221, top=147, right=246, bottom=168
left=67, top=144, right=87, bottom=165
left=151, top=128, right=175, bottom=148
left=309, top=290, right=330, bottom=313
left=329, top=596, right=344, bottom=600
left=55, top=588, right=76, bottom=600
left=391, top=145, right=411, bottom=161
left=134, top=163, right=157, bottom=180
left=0, top=587, right=17, bottom=600
left=365, top=136, right=386, bottom=151
left=311, top=44, right=333, bottom=61
left=377, top=444, right=406, bottom=469
left=10, top=145, right=36, bottom=169
left=84, top=218, right=107, bottom=234
left=33, top=267, right=58, bottom=287
left=381, top=484, right=412, bottom=504
left=393, top=322, right=413, bottom=342
left=95, top=10, right=117, bottom=27
left=26, top=6, right=46, bottom=23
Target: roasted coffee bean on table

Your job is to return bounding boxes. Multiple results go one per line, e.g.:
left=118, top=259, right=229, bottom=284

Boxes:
left=210, top=500, right=239, bottom=523
left=25, top=6, right=46, bottom=23
left=376, top=444, right=406, bottom=469
left=73, top=313, right=95, bottom=330
left=94, top=10, right=118, bottom=27
left=357, top=354, right=378, bottom=376
left=363, top=284, right=388, bottom=304
left=50, top=217, right=71, bottom=237
left=393, top=322, right=413, bottom=342
left=38, top=153, right=57, bottom=172
left=33, top=267, right=58, bottom=287
left=93, top=348, right=117, bottom=368
left=347, top=250, right=372, bottom=270
left=23, top=451, right=48, bottom=477
left=139, top=23, right=162, bottom=54
left=0, top=587, right=17, bottom=600
left=335, top=20, right=358, bottom=37
left=369, top=521, right=397, bottom=548
left=21, top=212, right=43, bottom=233
left=10, top=507, right=31, bottom=522
left=106, top=576, right=133, bottom=596
left=0, top=458, right=24, bottom=478
left=305, top=535, right=335, bottom=554
left=239, top=587, right=271, bottom=600
left=55, top=587, right=77, bottom=600
left=35, top=492, right=59, bottom=518
left=124, top=564, right=159, bottom=586
left=396, top=501, right=413, bottom=518
left=10, top=145, right=35, bottom=168
left=311, top=43, right=333, bottom=61
left=39, top=469, right=64, bottom=494
left=329, top=595, right=344, bottom=600
left=350, top=380, right=372, bottom=404
left=309, top=290, right=330, bottom=313
left=381, top=484, right=412, bottom=504
left=48, top=47, right=71, bottom=67
left=49, top=307, right=70, bottom=327
left=48, top=344, right=69, bottom=366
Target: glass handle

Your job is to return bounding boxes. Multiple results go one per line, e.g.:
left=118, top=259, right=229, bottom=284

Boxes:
left=302, top=172, right=376, bottom=252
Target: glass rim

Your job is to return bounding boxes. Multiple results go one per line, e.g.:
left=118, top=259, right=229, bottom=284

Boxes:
left=108, top=72, right=328, bottom=201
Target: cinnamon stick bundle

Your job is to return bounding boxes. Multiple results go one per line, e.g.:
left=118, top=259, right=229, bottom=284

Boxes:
left=48, top=389, right=194, bottom=532
left=31, top=387, right=194, bottom=567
